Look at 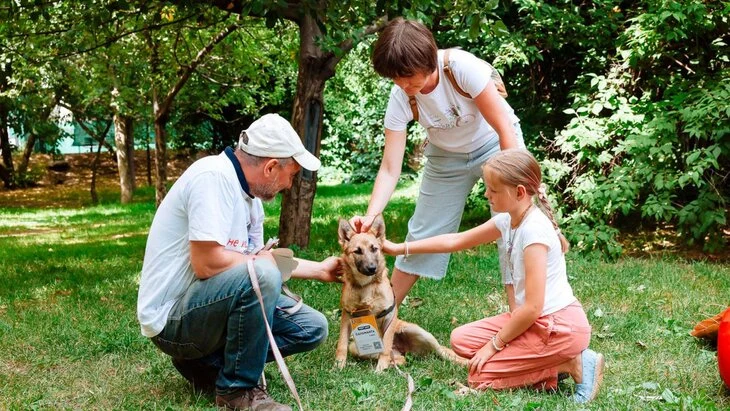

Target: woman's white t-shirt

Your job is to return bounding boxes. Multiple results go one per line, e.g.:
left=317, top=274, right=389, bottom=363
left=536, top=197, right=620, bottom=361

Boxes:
left=493, top=208, right=576, bottom=316
left=384, top=49, right=519, bottom=153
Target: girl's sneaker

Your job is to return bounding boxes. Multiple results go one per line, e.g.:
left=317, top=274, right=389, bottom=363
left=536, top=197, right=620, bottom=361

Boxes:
left=573, top=349, right=605, bottom=403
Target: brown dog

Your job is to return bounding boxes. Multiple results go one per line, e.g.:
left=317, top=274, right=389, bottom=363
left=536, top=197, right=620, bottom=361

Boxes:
left=335, top=215, right=467, bottom=371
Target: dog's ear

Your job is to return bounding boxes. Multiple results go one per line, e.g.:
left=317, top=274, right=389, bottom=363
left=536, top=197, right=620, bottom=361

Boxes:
left=338, top=218, right=355, bottom=247
left=369, top=214, right=386, bottom=241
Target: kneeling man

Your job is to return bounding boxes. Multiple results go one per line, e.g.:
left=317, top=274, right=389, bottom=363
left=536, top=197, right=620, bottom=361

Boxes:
left=137, top=114, right=340, bottom=411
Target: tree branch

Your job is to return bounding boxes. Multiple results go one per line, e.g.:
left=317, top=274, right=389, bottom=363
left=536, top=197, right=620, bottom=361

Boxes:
left=58, top=101, right=116, bottom=153
left=335, top=14, right=389, bottom=55
left=205, top=0, right=302, bottom=21
left=157, top=16, right=242, bottom=120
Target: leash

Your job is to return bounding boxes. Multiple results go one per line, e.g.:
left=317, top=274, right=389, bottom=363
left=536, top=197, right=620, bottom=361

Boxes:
left=392, top=361, right=415, bottom=411
left=379, top=306, right=414, bottom=411
left=279, top=284, right=303, bottom=315
left=247, top=258, right=304, bottom=411
left=254, top=239, right=304, bottom=316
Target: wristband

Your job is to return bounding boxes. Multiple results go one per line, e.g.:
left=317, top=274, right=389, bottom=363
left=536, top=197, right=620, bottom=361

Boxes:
left=491, top=335, right=506, bottom=351
left=495, top=333, right=508, bottom=347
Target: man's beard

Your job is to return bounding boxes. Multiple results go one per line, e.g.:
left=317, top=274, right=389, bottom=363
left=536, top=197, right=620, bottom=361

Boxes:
left=250, top=180, right=281, bottom=202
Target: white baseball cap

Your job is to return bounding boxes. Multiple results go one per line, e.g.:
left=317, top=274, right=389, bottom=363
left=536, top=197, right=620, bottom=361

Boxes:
left=238, top=113, right=321, bottom=171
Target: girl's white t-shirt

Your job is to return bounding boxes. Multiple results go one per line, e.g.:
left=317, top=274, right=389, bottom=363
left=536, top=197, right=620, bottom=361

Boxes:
left=493, top=208, right=576, bottom=316
left=384, top=49, right=519, bottom=153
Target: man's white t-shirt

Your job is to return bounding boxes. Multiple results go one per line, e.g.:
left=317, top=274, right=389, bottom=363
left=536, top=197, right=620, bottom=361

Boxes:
left=493, top=208, right=576, bottom=316
left=137, top=150, right=264, bottom=337
left=384, top=49, right=520, bottom=153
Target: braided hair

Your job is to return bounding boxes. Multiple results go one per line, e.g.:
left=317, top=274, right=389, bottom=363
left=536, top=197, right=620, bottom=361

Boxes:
left=483, top=149, right=570, bottom=253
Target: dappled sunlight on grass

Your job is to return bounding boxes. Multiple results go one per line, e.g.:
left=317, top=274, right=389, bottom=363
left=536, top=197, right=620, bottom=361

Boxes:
left=1, top=180, right=729, bottom=409
left=0, top=205, right=154, bottom=239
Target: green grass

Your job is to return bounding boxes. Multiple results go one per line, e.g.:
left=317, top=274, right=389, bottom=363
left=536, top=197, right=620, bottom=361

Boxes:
left=1, top=180, right=728, bottom=410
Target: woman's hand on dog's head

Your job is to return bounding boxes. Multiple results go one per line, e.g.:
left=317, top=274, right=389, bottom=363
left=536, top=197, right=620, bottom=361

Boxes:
left=349, top=215, right=376, bottom=234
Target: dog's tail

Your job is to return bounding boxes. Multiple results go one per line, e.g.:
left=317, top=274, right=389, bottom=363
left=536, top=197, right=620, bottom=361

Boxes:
left=395, top=322, right=468, bottom=367
left=436, top=346, right=469, bottom=366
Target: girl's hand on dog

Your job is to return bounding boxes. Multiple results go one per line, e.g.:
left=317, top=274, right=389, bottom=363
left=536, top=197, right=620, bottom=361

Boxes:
left=467, top=343, right=497, bottom=375
left=382, top=239, right=401, bottom=256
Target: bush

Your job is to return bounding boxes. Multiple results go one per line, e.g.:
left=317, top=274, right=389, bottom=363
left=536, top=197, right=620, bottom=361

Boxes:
left=547, top=0, right=729, bottom=256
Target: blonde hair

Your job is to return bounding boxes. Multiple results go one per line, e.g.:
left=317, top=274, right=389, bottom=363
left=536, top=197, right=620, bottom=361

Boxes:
left=484, top=149, right=570, bottom=252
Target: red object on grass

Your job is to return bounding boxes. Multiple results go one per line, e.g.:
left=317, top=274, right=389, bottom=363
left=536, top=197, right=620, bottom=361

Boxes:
left=719, top=307, right=730, bottom=389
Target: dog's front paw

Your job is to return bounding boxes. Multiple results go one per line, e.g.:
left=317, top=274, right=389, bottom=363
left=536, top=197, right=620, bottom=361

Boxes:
left=335, top=357, right=347, bottom=370
left=375, top=357, right=390, bottom=372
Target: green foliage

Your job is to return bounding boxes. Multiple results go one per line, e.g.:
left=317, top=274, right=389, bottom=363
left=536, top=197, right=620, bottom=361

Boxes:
left=2, top=1, right=727, bottom=256
left=321, top=1, right=728, bottom=257
left=169, top=18, right=299, bottom=150
left=547, top=0, right=729, bottom=256
left=322, top=41, right=425, bottom=183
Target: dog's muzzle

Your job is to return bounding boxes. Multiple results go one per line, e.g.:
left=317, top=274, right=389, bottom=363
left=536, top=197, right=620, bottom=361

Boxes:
left=359, top=263, right=378, bottom=276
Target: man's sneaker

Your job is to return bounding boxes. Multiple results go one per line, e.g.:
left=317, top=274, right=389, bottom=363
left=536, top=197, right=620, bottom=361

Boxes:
left=573, top=349, right=605, bottom=403
left=215, top=386, right=291, bottom=411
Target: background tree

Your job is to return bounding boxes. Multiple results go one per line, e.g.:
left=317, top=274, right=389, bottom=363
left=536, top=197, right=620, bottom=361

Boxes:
left=0, top=64, right=14, bottom=189
left=202, top=1, right=487, bottom=247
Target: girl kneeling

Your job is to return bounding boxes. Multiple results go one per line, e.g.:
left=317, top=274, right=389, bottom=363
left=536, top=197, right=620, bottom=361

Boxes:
left=383, top=149, right=604, bottom=403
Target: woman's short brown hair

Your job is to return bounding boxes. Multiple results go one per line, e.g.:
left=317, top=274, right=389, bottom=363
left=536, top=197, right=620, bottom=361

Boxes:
left=372, top=17, right=438, bottom=79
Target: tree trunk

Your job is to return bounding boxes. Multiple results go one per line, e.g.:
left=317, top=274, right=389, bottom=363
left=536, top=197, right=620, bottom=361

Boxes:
left=90, top=138, right=103, bottom=205
left=113, top=113, right=135, bottom=203
left=0, top=99, right=14, bottom=189
left=17, top=96, right=57, bottom=178
left=153, top=110, right=168, bottom=206
left=145, top=123, right=152, bottom=186
left=0, top=63, right=14, bottom=188
left=17, top=132, right=37, bottom=177
left=146, top=24, right=169, bottom=207
left=278, top=16, right=340, bottom=247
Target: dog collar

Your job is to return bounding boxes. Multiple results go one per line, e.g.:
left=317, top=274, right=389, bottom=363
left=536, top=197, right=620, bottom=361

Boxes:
left=348, top=289, right=396, bottom=319
left=376, top=300, right=395, bottom=319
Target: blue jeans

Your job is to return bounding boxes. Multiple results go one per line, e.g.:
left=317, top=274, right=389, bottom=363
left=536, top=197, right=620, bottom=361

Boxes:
left=150, top=259, right=328, bottom=395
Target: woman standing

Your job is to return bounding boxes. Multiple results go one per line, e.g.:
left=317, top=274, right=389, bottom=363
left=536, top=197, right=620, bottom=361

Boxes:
left=350, top=17, right=525, bottom=305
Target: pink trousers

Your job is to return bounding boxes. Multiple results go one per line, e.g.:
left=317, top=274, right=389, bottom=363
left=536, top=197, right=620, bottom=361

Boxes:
left=450, top=302, right=591, bottom=391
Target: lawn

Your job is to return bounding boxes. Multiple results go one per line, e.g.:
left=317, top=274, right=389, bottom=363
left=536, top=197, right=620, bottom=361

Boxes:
left=0, top=180, right=728, bottom=410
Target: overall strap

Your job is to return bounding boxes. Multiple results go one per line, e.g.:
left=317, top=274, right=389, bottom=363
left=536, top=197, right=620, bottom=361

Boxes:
left=408, top=95, right=419, bottom=122
left=444, top=48, right=509, bottom=99
left=409, top=48, right=509, bottom=123
left=443, top=49, right=471, bottom=98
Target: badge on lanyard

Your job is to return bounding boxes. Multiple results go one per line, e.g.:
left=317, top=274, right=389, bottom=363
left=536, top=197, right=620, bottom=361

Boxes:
left=350, top=309, right=384, bottom=355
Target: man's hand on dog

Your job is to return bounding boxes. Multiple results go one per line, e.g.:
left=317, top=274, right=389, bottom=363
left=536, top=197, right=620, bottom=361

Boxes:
left=315, top=256, right=344, bottom=283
